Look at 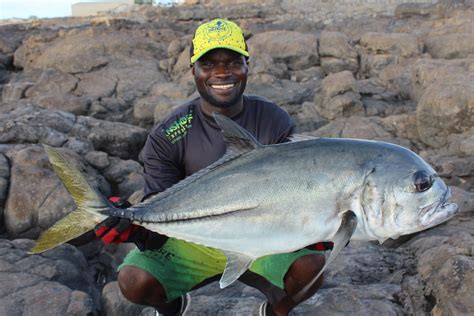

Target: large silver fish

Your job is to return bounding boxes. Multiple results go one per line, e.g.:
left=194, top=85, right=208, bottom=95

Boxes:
left=31, top=113, right=458, bottom=297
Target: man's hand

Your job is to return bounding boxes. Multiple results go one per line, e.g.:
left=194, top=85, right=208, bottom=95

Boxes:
left=95, top=196, right=168, bottom=251
left=95, top=197, right=138, bottom=245
left=95, top=217, right=139, bottom=244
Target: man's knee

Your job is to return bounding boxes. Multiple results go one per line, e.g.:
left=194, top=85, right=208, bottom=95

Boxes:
left=118, top=266, right=166, bottom=305
left=291, top=253, right=325, bottom=276
left=284, top=254, right=326, bottom=296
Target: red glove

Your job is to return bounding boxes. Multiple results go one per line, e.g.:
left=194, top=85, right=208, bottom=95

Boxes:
left=308, top=242, right=334, bottom=251
left=95, top=197, right=138, bottom=244
left=95, top=217, right=139, bottom=244
left=95, top=197, right=168, bottom=251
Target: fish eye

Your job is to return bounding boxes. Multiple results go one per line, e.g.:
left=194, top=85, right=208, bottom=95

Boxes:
left=414, top=171, right=432, bottom=192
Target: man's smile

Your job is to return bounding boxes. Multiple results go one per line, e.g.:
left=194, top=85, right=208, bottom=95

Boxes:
left=210, top=83, right=236, bottom=90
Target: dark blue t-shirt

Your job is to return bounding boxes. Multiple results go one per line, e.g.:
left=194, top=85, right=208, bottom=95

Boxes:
left=142, top=95, right=294, bottom=200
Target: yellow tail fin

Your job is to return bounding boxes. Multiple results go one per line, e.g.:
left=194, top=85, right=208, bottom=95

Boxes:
left=30, top=146, right=109, bottom=254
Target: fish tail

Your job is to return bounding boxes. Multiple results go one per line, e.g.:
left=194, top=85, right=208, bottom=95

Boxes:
left=29, top=145, right=110, bottom=254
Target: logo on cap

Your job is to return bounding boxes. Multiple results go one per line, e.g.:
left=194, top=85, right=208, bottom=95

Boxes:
left=204, top=20, right=232, bottom=41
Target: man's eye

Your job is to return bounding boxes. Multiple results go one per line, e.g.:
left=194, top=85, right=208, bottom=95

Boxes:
left=229, top=61, right=242, bottom=66
left=201, top=61, right=213, bottom=67
left=414, top=171, right=433, bottom=192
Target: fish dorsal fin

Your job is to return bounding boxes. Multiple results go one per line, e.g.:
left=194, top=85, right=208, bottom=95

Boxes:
left=292, top=210, right=357, bottom=302
left=212, top=112, right=263, bottom=154
left=220, top=251, right=254, bottom=289
left=289, top=133, right=319, bottom=142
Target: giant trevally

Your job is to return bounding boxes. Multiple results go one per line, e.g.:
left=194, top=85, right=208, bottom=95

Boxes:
left=30, top=113, right=458, bottom=296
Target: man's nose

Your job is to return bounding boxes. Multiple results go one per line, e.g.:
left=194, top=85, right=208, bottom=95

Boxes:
left=214, top=63, right=230, bottom=76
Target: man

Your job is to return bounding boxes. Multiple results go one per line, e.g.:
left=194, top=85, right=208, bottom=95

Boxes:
left=95, top=19, right=330, bottom=316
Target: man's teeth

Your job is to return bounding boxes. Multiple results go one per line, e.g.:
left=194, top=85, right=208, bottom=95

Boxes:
left=211, top=84, right=235, bottom=89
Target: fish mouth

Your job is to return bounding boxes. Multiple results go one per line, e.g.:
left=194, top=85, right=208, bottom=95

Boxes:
left=419, top=189, right=459, bottom=228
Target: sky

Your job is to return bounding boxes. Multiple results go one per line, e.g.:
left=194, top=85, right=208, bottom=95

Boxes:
left=0, top=0, right=174, bottom=20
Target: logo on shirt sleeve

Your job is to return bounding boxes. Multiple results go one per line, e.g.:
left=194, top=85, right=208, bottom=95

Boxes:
left=162, top=110, right=194, bottom=144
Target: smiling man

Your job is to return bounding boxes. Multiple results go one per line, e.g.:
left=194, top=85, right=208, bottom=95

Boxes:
left=96, top=19, right=330, bottom=316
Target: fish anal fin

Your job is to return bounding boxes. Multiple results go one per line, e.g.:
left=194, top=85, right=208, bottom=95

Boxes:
left=292, top=210, right=357, bottom=302
left=219, top=251, right=254, bottom=289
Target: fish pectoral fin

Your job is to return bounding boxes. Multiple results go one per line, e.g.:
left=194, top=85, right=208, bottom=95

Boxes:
left=219, top=251, right=254, bottom=289
left=292, top=210, right=357, bottom=302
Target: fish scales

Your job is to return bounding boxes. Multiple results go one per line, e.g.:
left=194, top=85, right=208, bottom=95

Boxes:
left=112, top=139, right=423, bottom=258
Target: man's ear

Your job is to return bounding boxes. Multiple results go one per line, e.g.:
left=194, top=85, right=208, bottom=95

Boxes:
left=191, top=64, right=195, bottom=75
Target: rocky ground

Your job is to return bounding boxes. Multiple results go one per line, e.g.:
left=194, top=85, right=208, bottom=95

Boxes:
left=0, top=0, right=473, bottom=315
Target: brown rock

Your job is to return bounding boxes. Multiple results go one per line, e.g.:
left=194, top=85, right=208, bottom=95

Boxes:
left=416, top=234, right=474, bottom=315
left=102, top=281, right=146, bottom=315
left=0, top=239, right=98, bottom=315
left=246, top=79, right=312, bottom=106
left=248, top=31, right=319, bottom=70
left=24, top=69, right=78, bottom=98
left=410, top=58, right=473, bottom=102
left=359, top=32, right=421, bottom=76
left=416, top=76, right=474, bottom=148
left=84, top=151, right=110, bottom=170
left=102, top=157, right=144, bottom=199
left=75, top=71, right=117, bottom=98
left=78, top=116, right=148, bottom=160
left=319, top=31, right=358, bottom=74
left=0, top=106, right=74, bottom=146
left=378, top=64, right=413, bottom=99
left=451, top=186, right=474, bottom=213
left=315, top=71, right=364, bottom=120
left=110, top=61, right=166, bottom=103
left=380, top=113, right=419, bottom=142
left=153, top=97, right=181, bottom=125
left=150, top=81, right=193, bottom=100
left=33, top=95, right=91, bottom=115
left=133, top=95, right=165, bottom=127
left=0, top=153, right=9, bottom=233
left=172, top=45, right=192, bottom=77
left=425, top=33, right=474, bottom=59
left=360, top=32, right=421, bottom=57
left=1, top=81, right=33, bottom=102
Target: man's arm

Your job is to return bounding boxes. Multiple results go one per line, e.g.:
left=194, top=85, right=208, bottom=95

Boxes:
left=96, top=124, right=185, bottom=250
left=142, top=128, right=184, bottom=201
left=269, top=106, right=295, bottom=144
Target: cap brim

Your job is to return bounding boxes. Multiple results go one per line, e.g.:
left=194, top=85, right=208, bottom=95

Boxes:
left=190, top=45, right=250, bottom=64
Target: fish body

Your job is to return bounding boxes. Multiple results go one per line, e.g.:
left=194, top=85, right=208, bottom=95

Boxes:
left=32, top=113, right=458, bottom=290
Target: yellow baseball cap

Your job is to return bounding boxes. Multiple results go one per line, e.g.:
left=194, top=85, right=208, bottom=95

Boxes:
left=191, top=19, right=250, bottom=64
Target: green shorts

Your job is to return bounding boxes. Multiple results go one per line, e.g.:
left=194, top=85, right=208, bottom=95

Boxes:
left=119, top=238, right=323, bottom=302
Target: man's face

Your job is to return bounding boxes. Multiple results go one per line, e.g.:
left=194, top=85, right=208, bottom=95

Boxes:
left=192, top=48, right=248, bottom=109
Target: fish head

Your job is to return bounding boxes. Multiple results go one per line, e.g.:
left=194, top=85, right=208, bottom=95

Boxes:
left=361, top=144, right=459, bottom=242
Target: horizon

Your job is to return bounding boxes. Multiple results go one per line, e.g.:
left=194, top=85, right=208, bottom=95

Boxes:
left=0, top=0, right=175, bottom=20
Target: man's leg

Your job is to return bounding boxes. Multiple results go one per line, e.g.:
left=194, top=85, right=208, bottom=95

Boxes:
left=275, top=253, right=325, bottom=314
left=241, top=252, right=326, bottom=316
left=118, top=266, right=182, bottom=315
left=118, top=266, right=221, bottom=315
left=116, top=238, right=229, bottom=315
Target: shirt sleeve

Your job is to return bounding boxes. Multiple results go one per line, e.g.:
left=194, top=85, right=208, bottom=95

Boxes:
left=141, top=126, right=184, bottom=201
left=271, top=107, right=295, bottom=144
